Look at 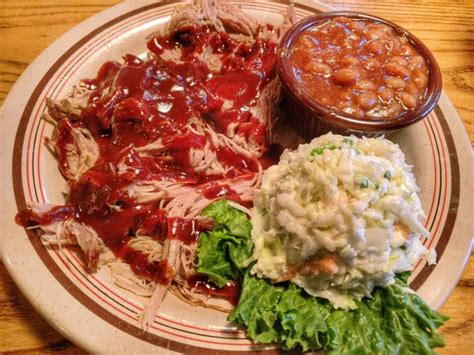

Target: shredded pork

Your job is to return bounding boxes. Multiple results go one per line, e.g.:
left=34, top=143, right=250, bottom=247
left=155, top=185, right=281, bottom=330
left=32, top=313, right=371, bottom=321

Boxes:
left=24, top=0, right=295, bottom=328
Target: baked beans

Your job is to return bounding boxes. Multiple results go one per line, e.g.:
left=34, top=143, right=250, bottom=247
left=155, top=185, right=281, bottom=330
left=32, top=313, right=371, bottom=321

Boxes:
left=288, top=17, right=430, bottom=119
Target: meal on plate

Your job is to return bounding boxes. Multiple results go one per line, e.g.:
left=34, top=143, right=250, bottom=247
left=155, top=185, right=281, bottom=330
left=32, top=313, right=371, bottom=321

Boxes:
left=15, top=0, right=448, bottom=353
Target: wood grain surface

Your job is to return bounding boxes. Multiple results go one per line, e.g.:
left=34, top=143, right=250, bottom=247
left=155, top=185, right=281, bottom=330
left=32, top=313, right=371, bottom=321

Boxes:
left=1, top=0, right=472, bottom=353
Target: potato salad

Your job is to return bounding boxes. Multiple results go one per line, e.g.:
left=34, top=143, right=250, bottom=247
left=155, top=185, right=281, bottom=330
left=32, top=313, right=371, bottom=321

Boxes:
left=251, top=133, right=432, bottom=309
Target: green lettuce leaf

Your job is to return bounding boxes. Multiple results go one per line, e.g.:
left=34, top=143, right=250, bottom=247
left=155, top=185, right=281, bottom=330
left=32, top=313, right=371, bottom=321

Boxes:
left=201, top=198, right=252, bottom=238
left=229, top=273, right=330, bottom=351
left=230, top=274, right=448, bottom=354
left=325, top=278, right=449, bottom=355
left=228, top=271, right=284, bottom=343
left=275, top=284, right=329, bottom=351
left=197, top=199, right=253, bottom=287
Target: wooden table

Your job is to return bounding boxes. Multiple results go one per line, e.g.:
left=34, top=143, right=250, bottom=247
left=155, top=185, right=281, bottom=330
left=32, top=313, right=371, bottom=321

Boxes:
left=1, top=0, right=472, bottom=353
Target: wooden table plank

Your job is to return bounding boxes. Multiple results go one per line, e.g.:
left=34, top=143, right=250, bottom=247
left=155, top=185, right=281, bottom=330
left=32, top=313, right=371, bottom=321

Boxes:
left=1, top=0, right=472, bottom=353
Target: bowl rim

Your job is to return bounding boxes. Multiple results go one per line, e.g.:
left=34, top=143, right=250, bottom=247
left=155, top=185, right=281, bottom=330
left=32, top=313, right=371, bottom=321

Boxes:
left=277, top=11, right=443, bottom=132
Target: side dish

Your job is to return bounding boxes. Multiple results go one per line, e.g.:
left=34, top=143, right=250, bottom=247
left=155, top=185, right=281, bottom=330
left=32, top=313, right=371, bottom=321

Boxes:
left=278, top=12, right=442, bottom=138
left=251, top=133, right=432, bottom=309
left=288, top=16, right=429, bottom=119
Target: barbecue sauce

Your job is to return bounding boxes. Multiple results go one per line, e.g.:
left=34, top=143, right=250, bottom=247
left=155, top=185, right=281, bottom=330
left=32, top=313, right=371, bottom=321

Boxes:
left=187, top=275, right=241, bottom=306
left=15, top=205, right=76, bottom=227
left=119, top=245, right=175, bottom=285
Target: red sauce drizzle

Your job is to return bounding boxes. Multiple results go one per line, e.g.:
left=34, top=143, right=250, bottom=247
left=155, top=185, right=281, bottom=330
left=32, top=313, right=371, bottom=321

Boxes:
left=15, top=205, right=76, bottom=227
left=201, top=183, right=237, bottom=200
left=167, top=217, right=206, bottom=245
left=119, top=245, right=175, bottom=284
left=187, top=275, right=241, bottom=305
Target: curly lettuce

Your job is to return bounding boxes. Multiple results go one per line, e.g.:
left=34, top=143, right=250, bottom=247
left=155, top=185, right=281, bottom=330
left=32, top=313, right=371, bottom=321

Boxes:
left=197, top=199, right=253, bottom=287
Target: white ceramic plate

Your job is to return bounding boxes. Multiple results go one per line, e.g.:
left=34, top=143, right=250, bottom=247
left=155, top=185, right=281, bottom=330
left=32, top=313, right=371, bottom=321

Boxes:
left=1, top=0, right=473, bottom=353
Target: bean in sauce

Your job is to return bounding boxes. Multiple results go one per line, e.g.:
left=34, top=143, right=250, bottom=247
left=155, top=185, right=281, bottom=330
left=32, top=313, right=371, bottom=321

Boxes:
left=288, top=17, right=430, bottom=120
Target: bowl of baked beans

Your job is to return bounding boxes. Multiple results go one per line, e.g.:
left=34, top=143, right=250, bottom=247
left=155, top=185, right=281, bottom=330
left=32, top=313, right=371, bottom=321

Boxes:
left=278, top=11, right=442, bottom=139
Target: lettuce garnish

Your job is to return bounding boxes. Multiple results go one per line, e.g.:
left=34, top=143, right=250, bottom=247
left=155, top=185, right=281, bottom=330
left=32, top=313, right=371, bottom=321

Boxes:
left=197, top=199, right=253, bottom=287
left=197, top=200, right=448, bottom=353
